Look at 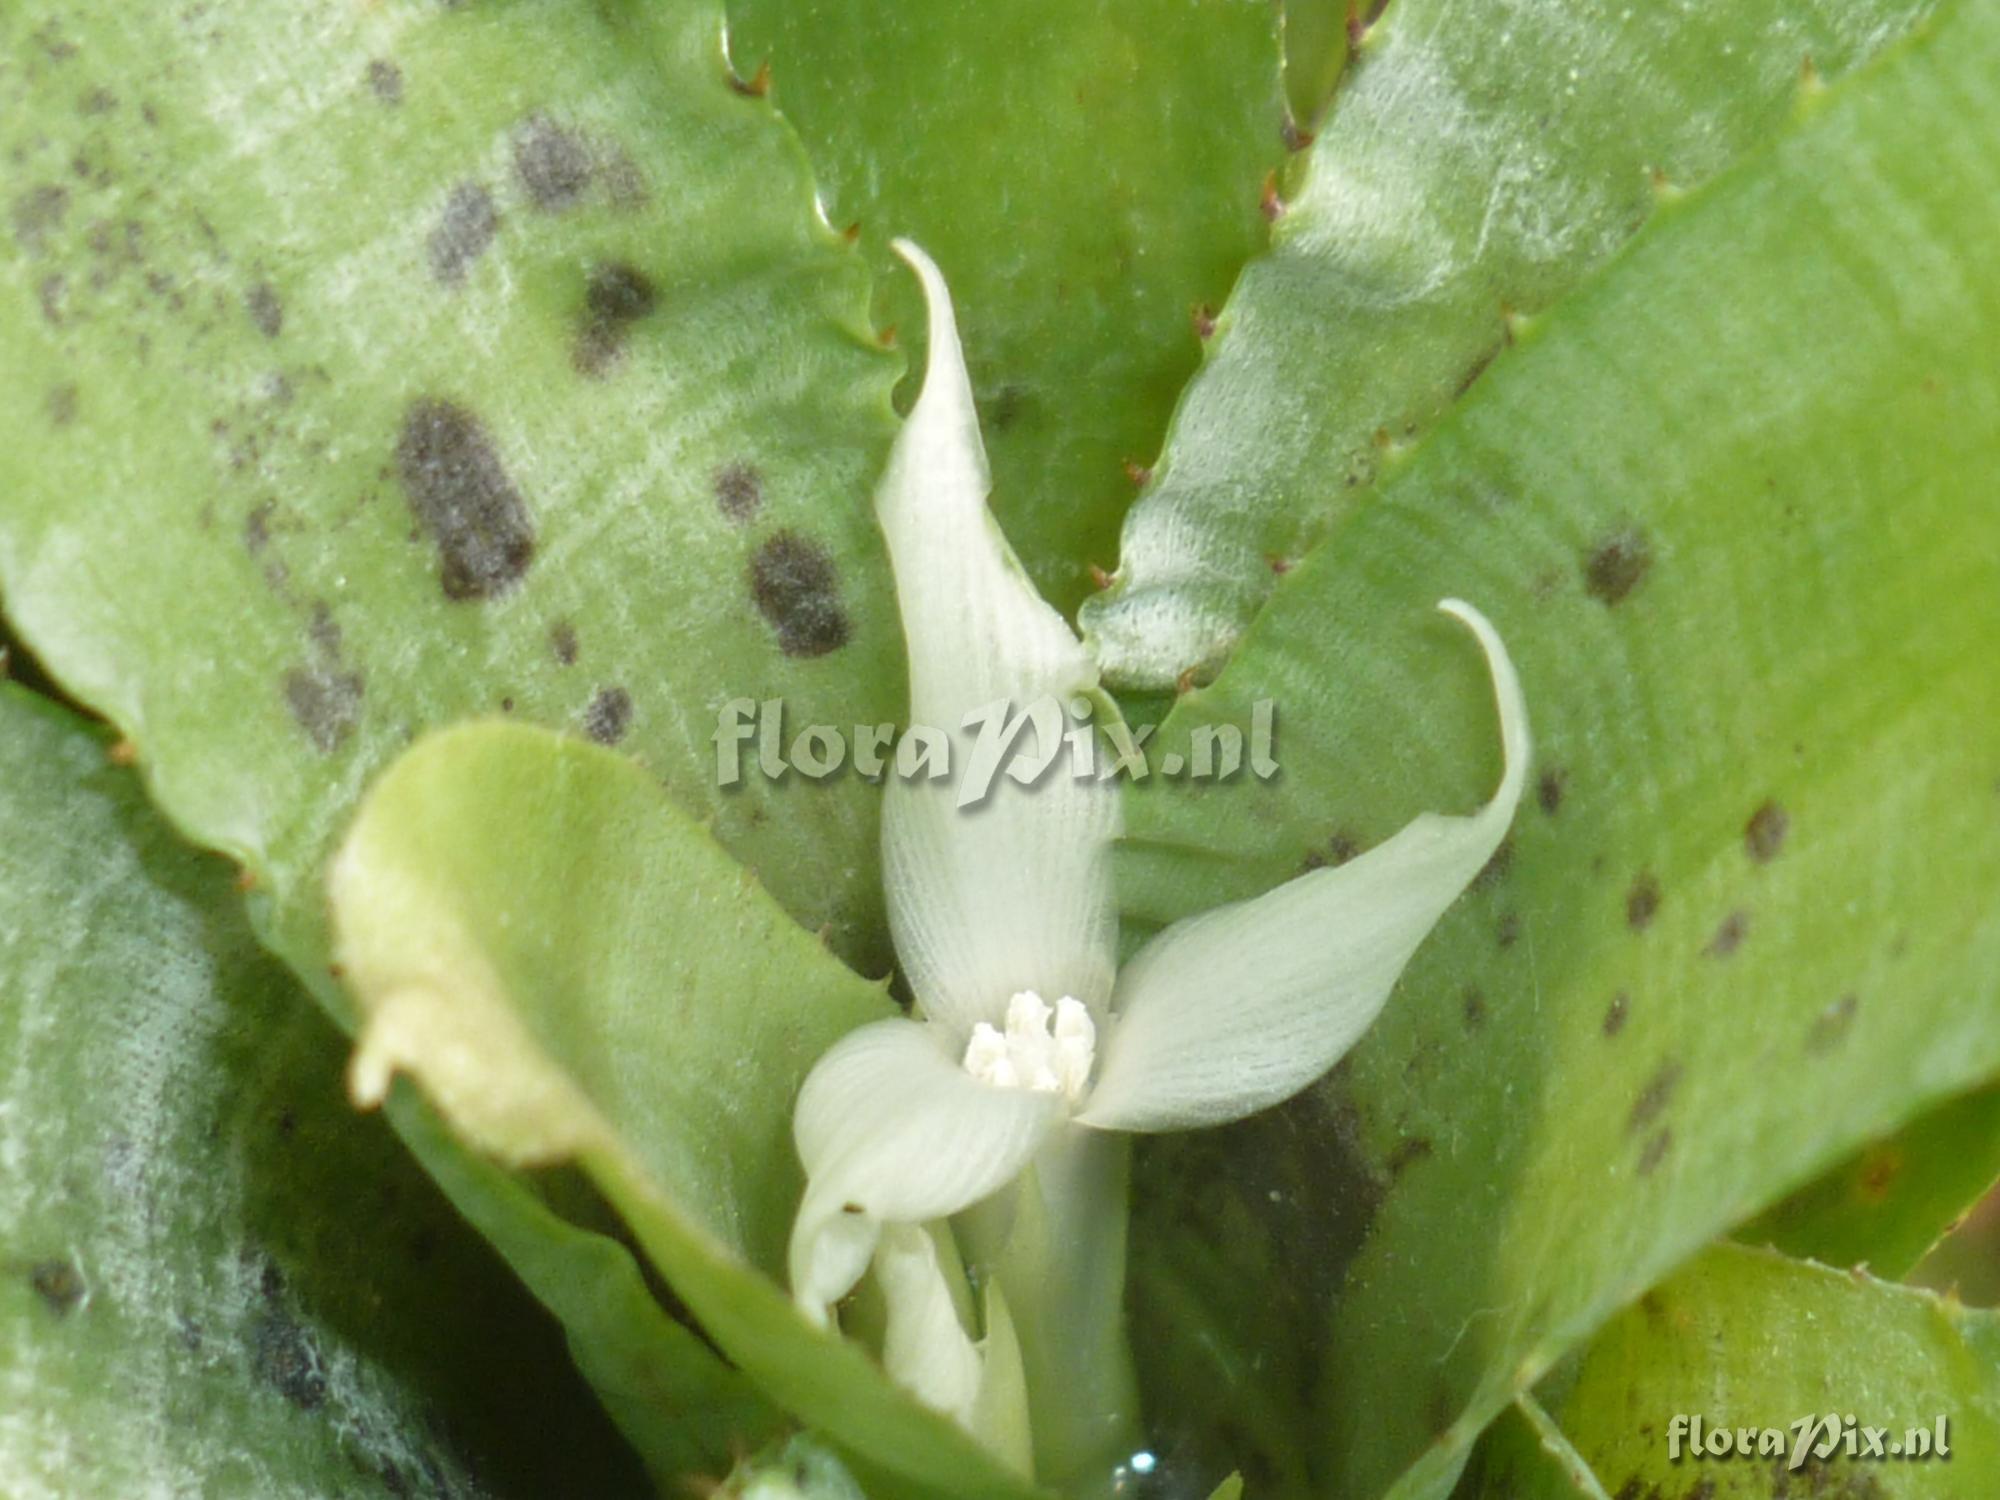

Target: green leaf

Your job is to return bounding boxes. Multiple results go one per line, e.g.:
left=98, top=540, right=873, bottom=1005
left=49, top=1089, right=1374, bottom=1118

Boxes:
left=1909, top=1197, right=2000, bottom=1309
left=0, top=0, right=903, bottom=973
left=1278, top=2, right=1350, bottom=130
left=330, top=720, right=1042, bottom=1500
left=0, top=0, right=914, bottom=1475
left=0, top=685, right=647, bottom=1497
left=1738, top=1082, right=2000, bottom=1279
left=1460, top=1244, right=2000, bottom=1498
left=1117, top=7, right=2000, bottom=1495
left=724, top=0, right=1288, bottom=612
left=1081, top=0, right=1933, bottom=685
left=1484, top=1395, right=1616, bottom=1500
left=370, top=1093, right=788, bottom=1485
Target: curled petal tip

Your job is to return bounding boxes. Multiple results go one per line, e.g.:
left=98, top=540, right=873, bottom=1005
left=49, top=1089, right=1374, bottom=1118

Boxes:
left=1077, top=602, right=1530, bottom=1133
left=889, top=236, right=934, bottom=276
left=1434, top=599, right=1530, bottom=806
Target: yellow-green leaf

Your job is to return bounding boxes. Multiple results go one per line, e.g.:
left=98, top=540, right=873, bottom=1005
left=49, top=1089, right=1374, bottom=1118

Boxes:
left=331, top=720, right=1043, bottom=1500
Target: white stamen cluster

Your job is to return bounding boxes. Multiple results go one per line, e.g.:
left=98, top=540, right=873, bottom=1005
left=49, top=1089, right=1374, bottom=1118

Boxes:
left=962, top=991, right=1095, bottom=1103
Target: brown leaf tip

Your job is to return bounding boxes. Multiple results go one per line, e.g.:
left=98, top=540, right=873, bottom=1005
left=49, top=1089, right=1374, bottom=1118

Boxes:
left=1260, top=172, right=1286, bottom=223
left=728, top=59, right=772, bottom=98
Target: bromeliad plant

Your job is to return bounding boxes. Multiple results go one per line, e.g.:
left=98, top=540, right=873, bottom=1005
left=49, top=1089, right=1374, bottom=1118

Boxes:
left=6, top=1, right=2000, bottom=1497
left=321, top=243, right=1530, bottom=1496
left=785, top=245, right=1528, bottom=1481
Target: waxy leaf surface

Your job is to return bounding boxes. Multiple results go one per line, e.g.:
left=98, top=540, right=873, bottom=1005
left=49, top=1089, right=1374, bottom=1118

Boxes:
left=1118, top=8, right=2000, bottom=1494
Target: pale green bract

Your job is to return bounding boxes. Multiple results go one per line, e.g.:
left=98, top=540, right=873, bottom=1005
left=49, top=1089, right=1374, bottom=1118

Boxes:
left=784, top=244, right=1532, bottom=1484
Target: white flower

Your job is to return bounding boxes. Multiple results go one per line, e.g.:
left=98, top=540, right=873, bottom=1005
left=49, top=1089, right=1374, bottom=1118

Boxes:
left=788, top=243, right=1529, bottom=1435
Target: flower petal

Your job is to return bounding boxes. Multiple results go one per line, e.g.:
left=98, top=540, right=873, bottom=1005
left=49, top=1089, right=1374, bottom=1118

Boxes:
left=789, top=1016, right=1063, bottom=1321
left=877, top=242, right=1120, bottom=1038
left=875, top=1223, right=985, bottom=1427
left=873, top=1224, right=1035, bottom=1473
left=1078, top=600, right=1528, bottom=1132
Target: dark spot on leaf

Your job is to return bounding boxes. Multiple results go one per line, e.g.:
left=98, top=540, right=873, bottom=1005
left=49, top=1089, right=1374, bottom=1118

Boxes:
left=394, top=398, right=536, bottom=600
left=366, top=58, right=403, bottom=104
left=1856, top=1144, right=1901, bottom=1201
left=306, top=599, right=342, bottom=657
left=1472, top=835, right=1513, bottom=890
left=1583, top=524, right=1651, bottom=605
left=1745, top=799, right=1789, bottom=862
left=1461, top=987, right=1486, bottom=1029
left=245, top=281, right=283, bottom=338
left=30, top=1258, right=84, bottom=1315
left=78, top=86, right=117, bottom=116
left=1602, top=992, right=1630, bottom=1037
left=45, top=384, right=77, bottom=427
left=1637, top=1127, right=1671, bottom=1175
left=1705, top=909, right=1748, bottom=958
left=977, top=384, right=1028, bottom=433
left=84, top=216, right=146, bottom=277
left=573, top=261, right=656, bottom=377
left=713, top=462, right=763, bottom=523
left=1494, top=912, right=1520, bottom=948
left=1385, top=1136, right=1433, bottom=1177
left=1301, top=830, right=1360, bottom=874
left=1626, top=871, right=1661, bottom=930
left=250, top=1308, right=326, bottom=1410
left=34, top=19, right=77, bottom=60
left=1537, top=766, right=1566, bottom=815
left=599, top=146, right=649, bottom=208
left=243, top=499, right=274, bottom=553
left=1628, top=1059, right=1681, bottom=1133
left=1613, top=1480, right=1644, bottom=1500
left=583, top=686, right=632, bottom=746
left=1806, top=993, right=1859, bottom=1055
left=514, top=114, right=592, bottom=210
left=549, top=620, right=578, bottom=665
left=12, top=183, right=69, bottom=253
left=284, top=664, right=363, bottom=754
left=37, top=271, right=65, bottom=324
left=427, top=181, right=498, bottom=287
left=585, top=260, right=655, bottom=323
left=749, top=532, right=850, bottom=657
